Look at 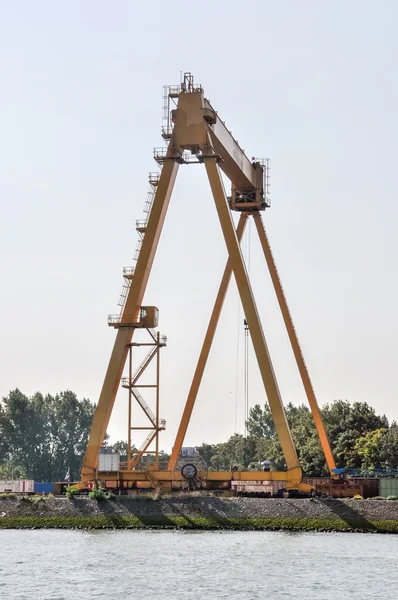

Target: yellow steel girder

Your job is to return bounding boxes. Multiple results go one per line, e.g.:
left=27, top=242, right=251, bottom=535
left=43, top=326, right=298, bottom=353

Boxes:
left=81, top=158, right=180, bottom=481
left=168, top=212, right=249, bottom=469
left=252, top=212, right=336, bottom=475
left=203, top=154, right=300, bottom=473
left=82, top=74, right=334, bottom=489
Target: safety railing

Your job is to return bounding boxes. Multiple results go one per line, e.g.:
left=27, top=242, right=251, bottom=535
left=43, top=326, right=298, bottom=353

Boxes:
left=148, top=329, right=167, bottom=346
left=137, top=432, right=155, bottom=453
left=108, top=314, right=122, bottom=325
left=132, top=387, right=156, bottom=424
left=145, top=468, right=160, bottom=489
left=252, top=157, right=271, bottom=208
left=161, top=126, right=173, bottom=140
left=121, top=377, right=130, bottom=388
left=163, top=78, right=202, bottom=98
left=153, top=147, right=168, bottom=163
left=143, top=189, right=155, bottom=213
left=117, top=281, right=131, bottom=308
left=133, top=239, right=142, bottom=261
left=132, top=346, right=158, bottom=383
left=108, top=314, right=139, bottom=327
left=119, top=459, right=170, bottom=472
left=123, top=266, right=135, bottom=278
left=129, top=432, right=157, bottom=469
left=164, top=84, right=181, bottom=98
left=182, top=150, right=201, bottom=164
left=148, top=172, right=161, bottom=186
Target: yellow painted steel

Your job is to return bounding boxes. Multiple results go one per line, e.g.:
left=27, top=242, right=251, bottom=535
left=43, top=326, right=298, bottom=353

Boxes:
left=129, top=431, right=157, bottom=469
left=168, top=213, right=249, bottom=470
left=81, top=74, right=335, bottom=493
left=252, top=213, right=337, bottom=475
left=95, top=468, right=312, bottom=493
left=81, top=158, right=179, bottom=481
left=203, top=156, right=300, bottom=473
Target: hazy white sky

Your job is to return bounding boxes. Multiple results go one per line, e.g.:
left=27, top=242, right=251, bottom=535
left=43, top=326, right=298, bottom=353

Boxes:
left=1, top=1, right=398, bottom=453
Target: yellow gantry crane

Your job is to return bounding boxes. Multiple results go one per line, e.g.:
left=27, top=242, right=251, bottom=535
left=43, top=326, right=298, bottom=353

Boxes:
left=80, top=73, right=336, bottom=494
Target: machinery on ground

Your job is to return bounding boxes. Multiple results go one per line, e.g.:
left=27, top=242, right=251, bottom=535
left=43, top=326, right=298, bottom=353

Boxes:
left=79, top=73, right=337, bottom=495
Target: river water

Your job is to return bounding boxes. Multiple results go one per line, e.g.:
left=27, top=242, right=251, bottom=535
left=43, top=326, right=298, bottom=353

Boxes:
left=1, top=529, right=397, bottom=599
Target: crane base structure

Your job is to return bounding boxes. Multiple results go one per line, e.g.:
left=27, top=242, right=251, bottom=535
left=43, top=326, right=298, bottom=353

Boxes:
left=80, top=73, right=336, bottom=496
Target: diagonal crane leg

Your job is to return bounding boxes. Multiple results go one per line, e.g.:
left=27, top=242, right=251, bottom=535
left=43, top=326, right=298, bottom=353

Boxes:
left=168, top=213, right=249, bottom=469
left=204, top=156, right=301, bottom=476
left=81, top=158, right=180, bottom=482
left=253, top=213, right=336, bottom=474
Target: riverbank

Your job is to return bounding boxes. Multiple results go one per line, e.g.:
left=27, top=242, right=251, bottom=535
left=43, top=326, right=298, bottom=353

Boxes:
left=1, top=495, right=398, bottom=532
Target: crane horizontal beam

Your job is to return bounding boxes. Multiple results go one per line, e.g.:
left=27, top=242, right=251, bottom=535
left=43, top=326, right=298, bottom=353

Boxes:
left=204, top=99, right=257, bottom=191
left=171, top=90, right=259, bottom=194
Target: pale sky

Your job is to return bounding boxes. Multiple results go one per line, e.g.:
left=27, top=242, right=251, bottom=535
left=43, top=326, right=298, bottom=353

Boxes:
left=1, top=1, right=398, bottom=453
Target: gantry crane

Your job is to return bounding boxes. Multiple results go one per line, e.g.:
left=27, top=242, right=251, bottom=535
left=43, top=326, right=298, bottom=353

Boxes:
left=80, top=73, right=336, bottom=494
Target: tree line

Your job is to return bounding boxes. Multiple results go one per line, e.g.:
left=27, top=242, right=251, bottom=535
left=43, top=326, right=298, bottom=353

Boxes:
left=196, top=401, right=398, bottom=475
left=1, top=389, right=397, bottom=481
left=0, top=389, right=95, bottom=482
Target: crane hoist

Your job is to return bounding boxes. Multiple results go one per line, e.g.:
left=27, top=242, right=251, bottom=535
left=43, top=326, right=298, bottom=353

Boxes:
left=79, top=72, right=336, bottom=495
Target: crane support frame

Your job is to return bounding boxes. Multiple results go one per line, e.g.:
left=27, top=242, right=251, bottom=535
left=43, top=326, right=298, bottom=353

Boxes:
left=168, top=213, right=249, bottom=470
left=81, top=157, right=179, bottom=480
left=81, top=73, right=334, bottom=492
left=252, top=214, right=336, bottom=473
left=169, top=210, right=336, bottom=476
left=203, top=155, right=300, bottom=471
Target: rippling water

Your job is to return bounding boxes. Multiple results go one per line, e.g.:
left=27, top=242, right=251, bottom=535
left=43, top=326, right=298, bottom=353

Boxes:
left=1, top=529, right=398, bottom=599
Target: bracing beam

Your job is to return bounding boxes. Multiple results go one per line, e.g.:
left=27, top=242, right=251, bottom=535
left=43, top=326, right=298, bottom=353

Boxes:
left=168, top=212, right=249, bottom=469
left=253, top=213, right=336, bottom=474
left=81, top=158, right=179, bottom=480
left=204, top=156, right=300, bottom=472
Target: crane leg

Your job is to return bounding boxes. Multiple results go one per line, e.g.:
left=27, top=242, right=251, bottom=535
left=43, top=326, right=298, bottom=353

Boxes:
left=168, top=212, right=249, bottom=470
left=253, top=213, right=336, bottom=473
left=204, top=157, right=300, bottom=472
left=81, top=158, right=180, bottom=482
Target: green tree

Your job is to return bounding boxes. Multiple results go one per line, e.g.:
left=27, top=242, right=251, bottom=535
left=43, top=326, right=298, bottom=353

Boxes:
left=207, top=434, right=258, bottom=471
left=378, top=424, right=398, bottom=468
left=196, top=443, right=217, bottom=467
left=254, top=436, right=285, bottom=470
left=354, top=428, right=387, bottom=469
left=246, top=404, right=275, bottom=439
left=0, top=462, right=26, bottom=480
left=0, top=389, right=95, bottom=481
left=112, top=440, right=131, bottom=456
left=244, top=399, right=391, bottom=475
left=322, top=400, right=388, bottom=468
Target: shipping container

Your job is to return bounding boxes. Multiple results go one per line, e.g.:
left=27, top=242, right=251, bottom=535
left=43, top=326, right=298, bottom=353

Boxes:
left=0, top=480, right=34, bottom=493
left=98, top=452, right=120, bottom=471
left=379, top=478, right=398, bottom=498
left=303, top=477, right=379, bottom=498
left=181, top=447, right=196, bottom=457
left=231, top=480, right=286, bottom=496
left=352, top=478, right=379, bottom=498
left=34, top=482, right=54, bottom=495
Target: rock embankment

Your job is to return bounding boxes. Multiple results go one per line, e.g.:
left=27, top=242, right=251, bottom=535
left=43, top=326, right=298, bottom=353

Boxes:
left=1, top=495, right=398, bottom=532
